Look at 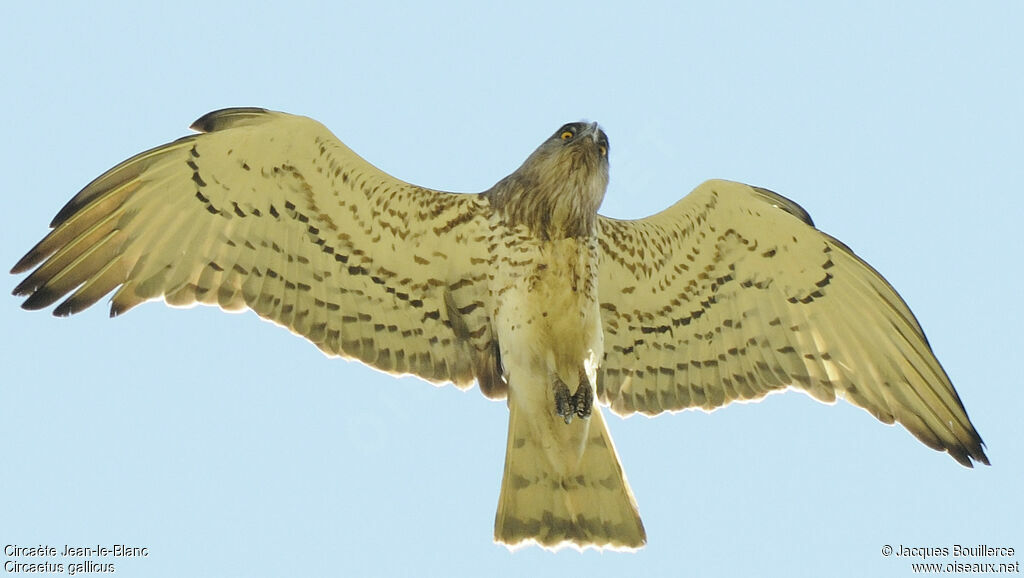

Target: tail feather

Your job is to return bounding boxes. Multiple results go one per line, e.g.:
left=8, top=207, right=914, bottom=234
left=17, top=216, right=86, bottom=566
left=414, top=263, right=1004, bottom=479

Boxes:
left=494, top=403, right=646, bottom=550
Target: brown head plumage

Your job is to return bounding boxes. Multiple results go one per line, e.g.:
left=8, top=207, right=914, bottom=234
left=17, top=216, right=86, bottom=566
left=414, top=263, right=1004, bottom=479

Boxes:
left=485, top=122, right=609, bottom=239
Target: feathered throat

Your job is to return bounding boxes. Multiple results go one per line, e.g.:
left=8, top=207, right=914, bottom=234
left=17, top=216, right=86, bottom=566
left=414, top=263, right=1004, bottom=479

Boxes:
left=485, top=147, right=608, bottom=240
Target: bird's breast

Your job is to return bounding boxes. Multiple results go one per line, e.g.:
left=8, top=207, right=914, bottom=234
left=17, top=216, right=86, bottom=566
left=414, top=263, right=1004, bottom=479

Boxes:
left=491, top=231, right=603, bottom=387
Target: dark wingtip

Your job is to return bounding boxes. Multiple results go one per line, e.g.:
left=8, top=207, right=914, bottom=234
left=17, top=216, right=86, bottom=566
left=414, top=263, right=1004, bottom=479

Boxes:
left=11, top=239, right=50, bottom=274
left=109, top=299, right=132, bottom=318
left=12, top=276, right=37, bottom=297
left=973, top=443, right=991, bottom=467
left=11, top=257, right=33, bottom=276
left=190, top=107, right=273, bottom=133
left=955, top=436, right=990, bottom=468
left=52, top=301, right=74, bottom=318
left=19, top=287, right=61, bottom=311
left=11, top=265, right=35, bottom=285
left=50, top=196, right=83, bottom=228
left=750, top=186, right=815, bottom=227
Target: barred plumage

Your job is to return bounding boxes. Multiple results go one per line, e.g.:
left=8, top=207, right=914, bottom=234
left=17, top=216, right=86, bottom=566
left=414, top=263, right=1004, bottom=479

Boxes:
left=12, top=109, right=987, bottom=552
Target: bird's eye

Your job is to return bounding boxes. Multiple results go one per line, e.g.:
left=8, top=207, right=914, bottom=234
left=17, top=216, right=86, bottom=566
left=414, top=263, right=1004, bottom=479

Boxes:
left=560, top=129, right=574, bottom=141
left=598, top=144, right=608, bottom=157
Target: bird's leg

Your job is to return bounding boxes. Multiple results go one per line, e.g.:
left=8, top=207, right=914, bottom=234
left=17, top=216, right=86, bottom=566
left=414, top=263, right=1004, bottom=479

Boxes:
left=553, top=373, right=594, bottom=424
left=554, top=378, right=575, bottom=424
left=572, top=378, right=593, bottom=420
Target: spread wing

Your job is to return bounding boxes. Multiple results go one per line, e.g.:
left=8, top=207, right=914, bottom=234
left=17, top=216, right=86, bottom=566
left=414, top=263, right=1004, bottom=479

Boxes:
left=12, top=108, right=502, bottom=393
left=595, top=179, right=987, bottom=467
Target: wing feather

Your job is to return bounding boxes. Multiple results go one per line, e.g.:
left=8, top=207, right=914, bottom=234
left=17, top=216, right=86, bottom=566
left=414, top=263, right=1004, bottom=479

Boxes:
left=596, top=179, right=987, bottom=467
left=13, top=108, right=500, bottom=392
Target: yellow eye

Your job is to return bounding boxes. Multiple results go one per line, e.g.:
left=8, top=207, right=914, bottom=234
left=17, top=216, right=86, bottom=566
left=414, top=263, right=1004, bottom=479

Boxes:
left=598, top=144, right=607, bottom=157
left=560, top=130, right=574, bottom=140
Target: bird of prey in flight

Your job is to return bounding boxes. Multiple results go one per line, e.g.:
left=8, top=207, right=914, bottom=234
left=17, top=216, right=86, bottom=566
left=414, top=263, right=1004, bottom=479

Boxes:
left=11, top=108, right=988, bottom=551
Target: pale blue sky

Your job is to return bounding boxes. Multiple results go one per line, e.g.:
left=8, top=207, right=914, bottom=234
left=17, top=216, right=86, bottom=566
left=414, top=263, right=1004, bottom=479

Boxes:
left=2, top=2, right=1021, bottom=577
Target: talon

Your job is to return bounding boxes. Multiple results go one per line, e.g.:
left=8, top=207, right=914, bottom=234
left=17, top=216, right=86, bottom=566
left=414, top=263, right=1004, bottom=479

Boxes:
left=573, top=380, right=593, bottom=420
left=554, top=381, right=574, bottom=424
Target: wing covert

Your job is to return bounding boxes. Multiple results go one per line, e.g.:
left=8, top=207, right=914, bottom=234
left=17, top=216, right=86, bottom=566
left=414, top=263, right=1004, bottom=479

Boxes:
left=13, top=108, right=501, bottom=394
left=595, top=179, right=987, bottom=467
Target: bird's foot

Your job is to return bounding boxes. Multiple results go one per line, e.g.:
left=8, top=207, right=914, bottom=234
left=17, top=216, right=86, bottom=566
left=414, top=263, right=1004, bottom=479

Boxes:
left=553, top=379, right=593, bottom=425
left=554, top=380, right=574, bottom=424
left=573, top=380, right=592, bottom=420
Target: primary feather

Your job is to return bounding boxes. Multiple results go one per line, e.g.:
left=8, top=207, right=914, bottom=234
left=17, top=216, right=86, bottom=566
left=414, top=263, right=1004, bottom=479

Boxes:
left=13, top=108, right=500, bottom=391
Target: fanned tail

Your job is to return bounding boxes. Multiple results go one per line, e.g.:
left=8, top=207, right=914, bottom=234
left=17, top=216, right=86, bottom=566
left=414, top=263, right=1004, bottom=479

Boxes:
left=494, top=402, right=645, bottom=550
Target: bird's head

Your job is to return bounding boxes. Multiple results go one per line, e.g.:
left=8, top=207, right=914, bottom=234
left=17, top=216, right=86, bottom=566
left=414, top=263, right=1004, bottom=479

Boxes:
left=486, top=121, right=610, bottom=239
left=528, top=121, right=610, bottom=191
